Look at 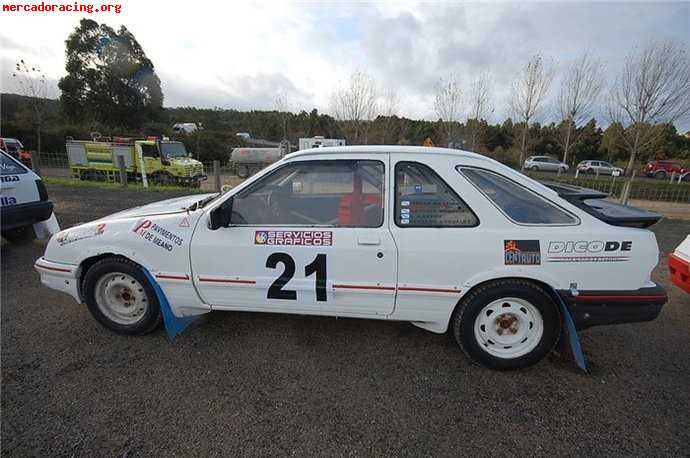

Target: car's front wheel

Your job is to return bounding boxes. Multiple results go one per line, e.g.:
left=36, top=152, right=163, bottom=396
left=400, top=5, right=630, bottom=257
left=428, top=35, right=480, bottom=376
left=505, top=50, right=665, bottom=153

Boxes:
left=82, top=257, right=162, bottom=335
left=452, top=279, right=561, bottom=370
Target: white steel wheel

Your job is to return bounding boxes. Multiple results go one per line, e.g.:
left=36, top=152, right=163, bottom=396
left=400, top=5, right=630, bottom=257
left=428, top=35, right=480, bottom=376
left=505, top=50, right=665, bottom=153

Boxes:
left=473, top=297, right=544, bottom=359
left=94, top=272, right=149, bottom=326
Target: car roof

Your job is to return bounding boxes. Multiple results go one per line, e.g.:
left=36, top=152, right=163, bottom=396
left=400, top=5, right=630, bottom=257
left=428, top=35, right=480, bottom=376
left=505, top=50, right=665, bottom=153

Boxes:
left=286, top=145, right=492, bottom=163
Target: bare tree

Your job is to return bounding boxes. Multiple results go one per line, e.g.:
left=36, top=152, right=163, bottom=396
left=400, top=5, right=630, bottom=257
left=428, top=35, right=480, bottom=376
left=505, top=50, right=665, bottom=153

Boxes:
left=12, top=59, right=49, bottom=172
left=608, top=41, right=690, bottom=175
left=510, top=55, right=554, bottom=169
left=379, top=88, right=399, bottom=144
left=466, top=72, right=493, bottom=151
left=330, top=71, right=378, bottom=144
left=274, top=91, right=291, bottom=140
left=434, top=75, right=462, bottom=145
left=558, top=53, right=605, bottom=165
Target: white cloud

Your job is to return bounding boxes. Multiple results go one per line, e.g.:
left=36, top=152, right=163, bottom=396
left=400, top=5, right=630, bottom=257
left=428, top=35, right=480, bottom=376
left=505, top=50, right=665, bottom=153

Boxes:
left=0, top=0, right=688, bottom=130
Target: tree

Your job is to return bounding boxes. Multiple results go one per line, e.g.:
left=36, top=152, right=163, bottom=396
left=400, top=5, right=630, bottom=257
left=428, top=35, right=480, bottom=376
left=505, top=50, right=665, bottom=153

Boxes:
left=330, top=71, right=378, bottom=144
left=557, top=53, right=604, bottom=165
left=379, top=88, right=400, bottom=144
left=466, top=72, right=492, bottom=151
left=510, top=55, right=554, bottom=169
left=274, top=91, right=291, bottom=140
left=434, top=75, right=462, bottom=145
left=608, top=41, right=690, bottom=175
left=58, top=18, right=163, bottom=128
left=12, top=60, right=49, bottom=172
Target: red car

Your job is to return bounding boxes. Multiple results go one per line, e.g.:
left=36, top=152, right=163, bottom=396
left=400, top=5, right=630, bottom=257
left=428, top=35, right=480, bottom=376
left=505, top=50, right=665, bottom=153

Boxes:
left=0, top=138, right=32, bottom=168
left=642, top=160, right=688, bottom=179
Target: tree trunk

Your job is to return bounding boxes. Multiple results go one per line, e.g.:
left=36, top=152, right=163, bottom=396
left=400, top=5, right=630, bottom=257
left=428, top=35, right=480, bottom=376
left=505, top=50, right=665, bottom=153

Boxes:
left=562, top=119, right=573, bottom=165
left=519, top=123, right=529, bottom=170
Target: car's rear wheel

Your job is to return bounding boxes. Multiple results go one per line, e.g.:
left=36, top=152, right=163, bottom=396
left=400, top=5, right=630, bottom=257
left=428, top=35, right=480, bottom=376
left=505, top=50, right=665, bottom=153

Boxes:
left=2, top=226, right=36, bottom=243
left=654, top=170, right=667, bottom=179
left=530, top=165, right=539, bottom=171
left=82, top=257, right=162, bottom=335
left=452, top=279, right=561, bottom=370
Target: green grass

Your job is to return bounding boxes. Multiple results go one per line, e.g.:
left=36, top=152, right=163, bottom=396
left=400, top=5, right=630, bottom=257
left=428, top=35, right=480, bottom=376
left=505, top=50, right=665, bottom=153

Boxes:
left=43, top=176, right=209, bottom=193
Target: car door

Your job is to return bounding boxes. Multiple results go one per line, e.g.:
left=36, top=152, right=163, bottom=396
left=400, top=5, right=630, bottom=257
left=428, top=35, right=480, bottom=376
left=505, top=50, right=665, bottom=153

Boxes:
left=190, top=156, right=398, bottom=317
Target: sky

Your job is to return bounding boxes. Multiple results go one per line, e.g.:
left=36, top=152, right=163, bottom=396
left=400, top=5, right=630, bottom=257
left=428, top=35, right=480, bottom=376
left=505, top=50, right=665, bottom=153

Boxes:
left=1, top=1, right=689, bottom=130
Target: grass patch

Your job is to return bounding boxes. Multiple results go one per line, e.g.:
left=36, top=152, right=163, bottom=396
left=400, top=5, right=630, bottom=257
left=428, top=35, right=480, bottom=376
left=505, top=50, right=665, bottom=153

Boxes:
left=43, top=176, right=209, bottom=193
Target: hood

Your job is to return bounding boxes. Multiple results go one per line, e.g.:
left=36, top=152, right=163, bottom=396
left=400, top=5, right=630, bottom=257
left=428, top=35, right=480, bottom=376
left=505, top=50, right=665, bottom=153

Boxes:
left=169, top=157, right=202, bottom=166
left=100, top=193, right=216, bottom=220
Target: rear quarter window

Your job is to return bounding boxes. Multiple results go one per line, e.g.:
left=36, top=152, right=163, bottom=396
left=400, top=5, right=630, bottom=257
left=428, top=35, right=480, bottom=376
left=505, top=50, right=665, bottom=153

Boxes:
left=0, top=153, right=28, bottom=175
left=458, top=167, right=578, bottom=225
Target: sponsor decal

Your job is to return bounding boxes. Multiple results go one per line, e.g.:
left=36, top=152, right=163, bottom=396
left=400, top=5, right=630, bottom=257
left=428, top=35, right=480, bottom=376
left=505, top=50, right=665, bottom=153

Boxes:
left=0, top=175, right=20, bottom=183
left=133, top=219, right=184, bottom=252
left=504, top=240, right=541, bottom=265
left=1, top=196, right=17, bottom=206
left=57, top=223, right=106, bottom=246
left=546, top=240, right=632, bottom=263
left=254, top=230, right=333, bottom=246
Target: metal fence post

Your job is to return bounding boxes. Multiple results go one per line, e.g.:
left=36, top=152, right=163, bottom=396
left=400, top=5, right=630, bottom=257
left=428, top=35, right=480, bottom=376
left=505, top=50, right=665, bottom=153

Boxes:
left=595, top=169, right=600, bottom=180
left=117, top=156, right=127, bottom=187
left=213, top=160, right=221, bottom=192
left=574, top=168, right=579, bottom=180
left=670, top=171, right=676, bottom=184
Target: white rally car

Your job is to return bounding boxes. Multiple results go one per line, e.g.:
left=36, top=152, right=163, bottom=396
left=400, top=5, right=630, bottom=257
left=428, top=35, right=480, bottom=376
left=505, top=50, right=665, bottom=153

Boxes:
left=35, top=146, right=667, bottom=369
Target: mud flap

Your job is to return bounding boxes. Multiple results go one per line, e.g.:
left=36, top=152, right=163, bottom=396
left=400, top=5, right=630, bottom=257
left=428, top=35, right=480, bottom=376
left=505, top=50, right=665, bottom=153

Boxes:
left=142, top=269, right=199, bottom=340
left=554, top=294, right=588, bottom=373
left=33, top=213, right=60, bottom=240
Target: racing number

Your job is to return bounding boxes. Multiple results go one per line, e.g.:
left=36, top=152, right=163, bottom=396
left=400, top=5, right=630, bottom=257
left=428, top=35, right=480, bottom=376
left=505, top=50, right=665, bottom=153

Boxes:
left=266, top=253, right=327, bottom=301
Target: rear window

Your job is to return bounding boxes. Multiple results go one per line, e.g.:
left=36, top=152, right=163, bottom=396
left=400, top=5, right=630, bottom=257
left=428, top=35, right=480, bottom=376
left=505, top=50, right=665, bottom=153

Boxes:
left=0, top=153, right=28, bottom=175
left=458, top=167, right=578, bottom=225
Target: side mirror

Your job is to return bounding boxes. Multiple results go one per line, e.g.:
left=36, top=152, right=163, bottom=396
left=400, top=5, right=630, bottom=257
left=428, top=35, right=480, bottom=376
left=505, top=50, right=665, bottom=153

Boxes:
left=209, top=198, right=233, bottom=230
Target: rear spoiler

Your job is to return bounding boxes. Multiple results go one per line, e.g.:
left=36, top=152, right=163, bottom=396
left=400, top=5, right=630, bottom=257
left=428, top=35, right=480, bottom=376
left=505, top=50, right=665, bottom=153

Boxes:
left=544, top=182, right=661, bottom=228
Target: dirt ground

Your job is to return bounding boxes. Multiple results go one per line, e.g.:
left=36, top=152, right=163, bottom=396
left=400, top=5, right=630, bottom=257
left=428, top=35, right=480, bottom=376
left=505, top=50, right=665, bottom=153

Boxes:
left=2, top=184, right=689, bottom=456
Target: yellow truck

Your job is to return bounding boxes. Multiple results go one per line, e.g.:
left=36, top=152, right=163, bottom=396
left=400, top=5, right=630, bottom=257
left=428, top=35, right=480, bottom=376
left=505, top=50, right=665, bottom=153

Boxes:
left=66, top=138, right=206, bottom=187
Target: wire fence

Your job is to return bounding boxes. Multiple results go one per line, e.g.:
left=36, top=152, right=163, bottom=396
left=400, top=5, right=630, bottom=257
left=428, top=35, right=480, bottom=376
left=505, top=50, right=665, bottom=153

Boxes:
left=27, top=150, right=690, bottom=204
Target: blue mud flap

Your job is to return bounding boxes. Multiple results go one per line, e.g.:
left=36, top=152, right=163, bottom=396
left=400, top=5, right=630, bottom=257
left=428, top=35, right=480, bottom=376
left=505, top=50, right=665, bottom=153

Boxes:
left=555, top=294, right=588, bottom=373
left=142, top=269, right=199, bottom=340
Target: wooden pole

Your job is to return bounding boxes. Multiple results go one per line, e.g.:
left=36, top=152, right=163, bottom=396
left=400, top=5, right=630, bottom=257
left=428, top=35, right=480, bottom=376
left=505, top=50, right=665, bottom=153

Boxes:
left=213, top=160, right=221, bottom=192
left=117, top=155, right=127, bottom=187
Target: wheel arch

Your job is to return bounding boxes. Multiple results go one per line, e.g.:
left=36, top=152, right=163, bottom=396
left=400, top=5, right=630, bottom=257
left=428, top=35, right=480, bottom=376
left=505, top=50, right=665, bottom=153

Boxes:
left=76, top=250, right=155, bottom=302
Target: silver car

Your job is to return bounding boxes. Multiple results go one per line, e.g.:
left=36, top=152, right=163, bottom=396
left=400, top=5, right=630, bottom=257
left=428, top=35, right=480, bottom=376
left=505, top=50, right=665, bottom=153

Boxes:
left=524, top=156, right=569, bottom=173
left=577, top=160, right=624, bottom=176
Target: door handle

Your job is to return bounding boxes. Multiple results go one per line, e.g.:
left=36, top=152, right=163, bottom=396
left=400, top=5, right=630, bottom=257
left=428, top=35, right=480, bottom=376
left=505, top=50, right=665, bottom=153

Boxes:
left=357, top=235, right=380, bottom=246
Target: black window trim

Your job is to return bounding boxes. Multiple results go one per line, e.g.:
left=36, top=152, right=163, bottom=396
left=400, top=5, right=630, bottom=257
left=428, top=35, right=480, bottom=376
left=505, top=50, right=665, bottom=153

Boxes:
left=393, top=161, right=480, bottom=229
left=457, top=165, right=581, bottom=227
left=0, top=150, right=29, bottom=175
left=229, top=158, right=387, bottom=229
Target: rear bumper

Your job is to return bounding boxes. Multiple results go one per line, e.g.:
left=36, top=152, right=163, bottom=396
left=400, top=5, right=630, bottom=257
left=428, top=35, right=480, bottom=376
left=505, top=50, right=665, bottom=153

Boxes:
left=669, top=254, right=690, bottom=294
left=557, top=285, right=667, bottom=330
left=1, top=201, right=53, bottom=230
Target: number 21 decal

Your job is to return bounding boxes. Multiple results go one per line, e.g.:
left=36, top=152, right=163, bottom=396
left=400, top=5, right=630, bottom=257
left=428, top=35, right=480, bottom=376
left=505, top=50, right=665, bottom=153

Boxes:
left=266, top=252, right=327, bottom=301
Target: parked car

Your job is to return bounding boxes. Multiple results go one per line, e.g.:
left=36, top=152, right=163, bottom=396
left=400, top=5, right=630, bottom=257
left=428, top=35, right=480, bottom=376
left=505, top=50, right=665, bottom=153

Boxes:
left=642, top=160, right=688, bottom=179
left=669, top=235, right=690, bottom=294
left=0, top=138, right=32, bottom=168
left=524, top=156, right=568, bottom=173
left=35, top=146, right=667, bottom=370
left=577, top=160, right=624, bottom=176
left=1, top=149, right=54, bottom=242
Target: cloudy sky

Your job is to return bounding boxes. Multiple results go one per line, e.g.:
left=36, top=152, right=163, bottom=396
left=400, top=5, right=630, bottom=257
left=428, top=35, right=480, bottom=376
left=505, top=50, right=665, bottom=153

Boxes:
left=1, top=1, right=688, bottom=129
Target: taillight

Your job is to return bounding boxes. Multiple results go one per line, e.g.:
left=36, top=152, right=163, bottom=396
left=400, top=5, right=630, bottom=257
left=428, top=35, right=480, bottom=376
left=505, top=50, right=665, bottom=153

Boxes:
left=36, top=179, right=48, bottom=201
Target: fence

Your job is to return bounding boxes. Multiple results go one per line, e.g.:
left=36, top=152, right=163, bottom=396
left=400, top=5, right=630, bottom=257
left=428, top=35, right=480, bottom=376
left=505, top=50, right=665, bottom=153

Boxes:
left=26, top=150, right=690, bottom=204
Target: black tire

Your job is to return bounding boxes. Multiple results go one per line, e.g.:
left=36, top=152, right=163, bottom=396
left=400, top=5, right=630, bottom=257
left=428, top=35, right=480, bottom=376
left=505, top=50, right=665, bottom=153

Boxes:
left=452, top=279, right=561, bottom=370
left=236, top=165, right=250, bottom=178
left=558, top=167, right=566, bottom=174
left=82, top=257, right=162, bottom=335
left=654, top=170, right=667, bottom=179
left=2, top=226, right=36, bottom=243
left=530, top=165, right=539, bottom=171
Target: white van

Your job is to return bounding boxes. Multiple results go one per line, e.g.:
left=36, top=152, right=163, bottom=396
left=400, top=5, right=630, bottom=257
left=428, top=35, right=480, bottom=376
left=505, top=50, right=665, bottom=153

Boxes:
left=1, top=150, right=56, bottom=242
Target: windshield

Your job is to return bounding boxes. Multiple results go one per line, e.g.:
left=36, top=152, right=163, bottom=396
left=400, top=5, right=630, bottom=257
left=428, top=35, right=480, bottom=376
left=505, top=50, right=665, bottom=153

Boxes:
left=160, top=142, right=188, bottom=158
left=3, top=140, right=21, bottom=152
left=0, top=152, right=28, bottom=175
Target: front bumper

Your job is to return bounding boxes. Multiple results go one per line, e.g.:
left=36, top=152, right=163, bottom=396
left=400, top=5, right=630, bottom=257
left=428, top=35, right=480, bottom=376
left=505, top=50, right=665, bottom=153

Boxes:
left=1, top=201, right=53, bottom=231
left=669, top=254, right=690, bottom=294
left=34, top=257, right=81, bottom=303
left=557, top=285, right=667, bottom=330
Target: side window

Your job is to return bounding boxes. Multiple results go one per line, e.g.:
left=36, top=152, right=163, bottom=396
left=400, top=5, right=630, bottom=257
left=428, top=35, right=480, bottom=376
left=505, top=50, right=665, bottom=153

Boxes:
left=230, top=160, right=384, bottom=227
left=141, top=144, right=159, bottom=158
left=459, top=167, right=578, bottom=225
left=0, top=153, right=28, bottom=175
left=395, top=162, right=478, bottom=227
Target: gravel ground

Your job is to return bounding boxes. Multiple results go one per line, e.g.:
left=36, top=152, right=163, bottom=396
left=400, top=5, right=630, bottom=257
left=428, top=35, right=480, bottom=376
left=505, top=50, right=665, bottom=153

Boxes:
left=2, top=185, right=690, bottom=456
